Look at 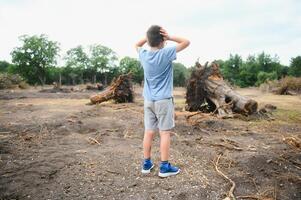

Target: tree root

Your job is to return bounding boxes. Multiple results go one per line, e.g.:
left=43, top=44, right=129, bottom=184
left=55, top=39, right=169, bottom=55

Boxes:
left=214, top=154, right=236, bottom=200
left=236, top=188, right=275, bottom=200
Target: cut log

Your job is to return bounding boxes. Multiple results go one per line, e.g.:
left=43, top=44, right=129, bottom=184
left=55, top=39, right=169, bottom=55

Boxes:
left=186, top=61, right=258, bottom=118
left=90, top=73, right=134, bottom=104
left=86, top=83, right=104, bottom=91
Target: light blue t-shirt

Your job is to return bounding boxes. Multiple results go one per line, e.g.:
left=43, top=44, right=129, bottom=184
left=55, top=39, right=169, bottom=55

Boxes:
left=138, top=46, right=177, bottom=101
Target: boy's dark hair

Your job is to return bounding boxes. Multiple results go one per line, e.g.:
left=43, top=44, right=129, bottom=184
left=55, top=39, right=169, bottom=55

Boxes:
left=147, top=25, right=164, bottom=47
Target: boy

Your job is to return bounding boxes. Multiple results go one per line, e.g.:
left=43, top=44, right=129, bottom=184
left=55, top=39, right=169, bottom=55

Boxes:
left=135, top=25, right=190, bottom=178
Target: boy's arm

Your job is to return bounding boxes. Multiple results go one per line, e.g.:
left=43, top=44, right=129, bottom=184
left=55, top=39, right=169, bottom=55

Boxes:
left=169, top=36, right=190, bottom=52
left=160, top=29, right=190, bottom=52
left=135, top=38, right=147, bottom=52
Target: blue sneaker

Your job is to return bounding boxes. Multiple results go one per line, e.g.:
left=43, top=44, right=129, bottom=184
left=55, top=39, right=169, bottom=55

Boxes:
left=159, top=162, right=180, bottom=178
left=141, top=158, right=154, bottom=174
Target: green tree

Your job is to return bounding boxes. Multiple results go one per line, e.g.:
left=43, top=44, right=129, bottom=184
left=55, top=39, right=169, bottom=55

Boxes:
left=219, top=53, right=287, bottom=87
left=64, top=45, right=89, bottom=84
left=237, top=55, right=258, bottom=87
left=89, top=44, right=117, bottom=85
left=257, top=52, right=273, bottom=72
left=61, top=65, right=78, bottom=85
left=256, top=52, right=285, bottom=78
left=10, top=34, right=60, bottom=85
left=220, top=54, right=243, bottom=85
left=289, top=56, right=301, bottom=77
left=173, top=62, right=188, bottom=87
left=45, top=67, right=63, bottom=85
left=106, top=66, right=121, bottom=85
left=119, top=57, right=143, bottom=84
left=0, top=60, right=11, bottom=72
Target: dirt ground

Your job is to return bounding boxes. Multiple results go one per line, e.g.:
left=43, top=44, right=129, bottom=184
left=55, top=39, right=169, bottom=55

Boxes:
left=0, top=86, right=300, bottom=200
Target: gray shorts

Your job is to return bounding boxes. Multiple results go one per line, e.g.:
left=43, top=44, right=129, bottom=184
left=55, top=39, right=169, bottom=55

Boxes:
left=144, top=98, right=175, bottom=131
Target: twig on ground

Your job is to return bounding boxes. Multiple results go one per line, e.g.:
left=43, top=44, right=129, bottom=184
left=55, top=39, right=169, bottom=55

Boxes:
left=282, top=136, right=300, bottom=149
left=279, top=154, right=301, bottom=170
left=236, top=195, right=259, bottom=199
left=186, top=114, right=213, bottom=126
left=0, top=131, right=11, bottom=134
left=274, top=182, right=277, bottom=200
left=105, top=128, right=119, bottom=132
left=211, top=100, right=234, bottom=115
left=214, top=154, right=236, bottom=200
left=221, top=138, right=240, bottom=147
left=186, top=111, right=204, bottom=119
left=198, top=128, right=211, bottom=135
left=88, top=137, right=100, bottom=145
left=39, top=124, right=43, bottom=134
left=250, top=178, right=260, bottom=194
left=105, top=169, right=120, bottom=175
left=205, top=142, right=243, bottom=151
left=237, top=188, right=275, bottom=200
left=171, top=131, right=180, bottom=138
left=126, top=108, right=144, bottom=115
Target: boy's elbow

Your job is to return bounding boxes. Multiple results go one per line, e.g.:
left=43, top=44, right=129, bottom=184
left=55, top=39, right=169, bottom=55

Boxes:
left=183, top=40, right=190, bottom=48
left=186, top=39, right=190, bottom=47
left=135, top=44, right=140, bottom=51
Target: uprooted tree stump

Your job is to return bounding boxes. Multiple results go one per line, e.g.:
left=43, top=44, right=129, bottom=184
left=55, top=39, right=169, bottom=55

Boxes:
left=186, top=61, right=258, bottom=118
left=90, top=73, right=134, bottom=104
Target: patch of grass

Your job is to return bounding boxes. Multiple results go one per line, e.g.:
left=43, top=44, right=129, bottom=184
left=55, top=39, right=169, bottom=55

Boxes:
left=174, top=98, right=186, bottom=105
left=174, top=98, right=186, bottom=110
left=242, top=109, right=301, bottom=131
left=273, top=109, right=301, bottom=124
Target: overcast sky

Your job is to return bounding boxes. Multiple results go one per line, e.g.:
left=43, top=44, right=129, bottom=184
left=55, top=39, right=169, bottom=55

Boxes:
left=0, top=0, right=300, bottom=67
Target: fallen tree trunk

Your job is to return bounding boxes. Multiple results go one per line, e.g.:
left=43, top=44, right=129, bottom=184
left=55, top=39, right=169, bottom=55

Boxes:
left=186, top=61, right=258, bottom=118
left=86, top=83, right=104, bottom=91
left=90, top=73, right=134, bottom=104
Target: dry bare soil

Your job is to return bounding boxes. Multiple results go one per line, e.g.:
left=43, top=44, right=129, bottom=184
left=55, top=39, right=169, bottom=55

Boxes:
left=0, top=86, right=300, bottom=200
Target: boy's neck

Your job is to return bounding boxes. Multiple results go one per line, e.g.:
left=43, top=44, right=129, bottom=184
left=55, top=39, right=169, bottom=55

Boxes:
left=150, top=42, right=164, bottom=51
left=150, top=46, right=161, bottom=51
left=151, top=47, right=160, bottom=51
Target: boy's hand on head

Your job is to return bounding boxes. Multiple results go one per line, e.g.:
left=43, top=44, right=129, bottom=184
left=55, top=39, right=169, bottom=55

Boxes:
left=159, top=28, right=190, bottom=52
left=160, top=28, right=170, bottom=41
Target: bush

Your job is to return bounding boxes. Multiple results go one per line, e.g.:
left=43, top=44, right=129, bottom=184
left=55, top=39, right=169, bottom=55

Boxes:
left=256, top=71, right=277, bottom=86
left=260, top=76, right=301, bottom=95
left=0, top=73, right=28, bottom=89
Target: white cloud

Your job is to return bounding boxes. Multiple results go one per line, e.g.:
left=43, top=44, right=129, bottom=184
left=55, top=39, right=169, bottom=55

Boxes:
left=0, top=0, right=300, bottom=67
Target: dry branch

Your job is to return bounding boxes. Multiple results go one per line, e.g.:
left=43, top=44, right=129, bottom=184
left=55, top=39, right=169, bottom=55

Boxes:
left=88, top=137, right=100, bottom=145
left=282, top=136, right=301, bottom=149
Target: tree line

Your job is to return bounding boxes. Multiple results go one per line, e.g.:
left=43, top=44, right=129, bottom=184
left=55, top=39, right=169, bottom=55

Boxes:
left=217, top=53, right=301, bottom=87
left=0, top=34, right=300, bottom=87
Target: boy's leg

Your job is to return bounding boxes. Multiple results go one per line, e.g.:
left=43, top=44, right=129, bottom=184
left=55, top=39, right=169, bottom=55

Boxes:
left=143, top=100, right=157, bottom=159
left=142, top=129, right=155, bottom=174
left=143, top=129, right=155, bottom=159
left=156, top=98, right=174, bottom=162
left=156, top=98, right=180, bottom=177
left=159, top=130, right=170, bottom=161
left=142, top=100, right=157, bottom=174
left=158, top=129, right=180, bottom=177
